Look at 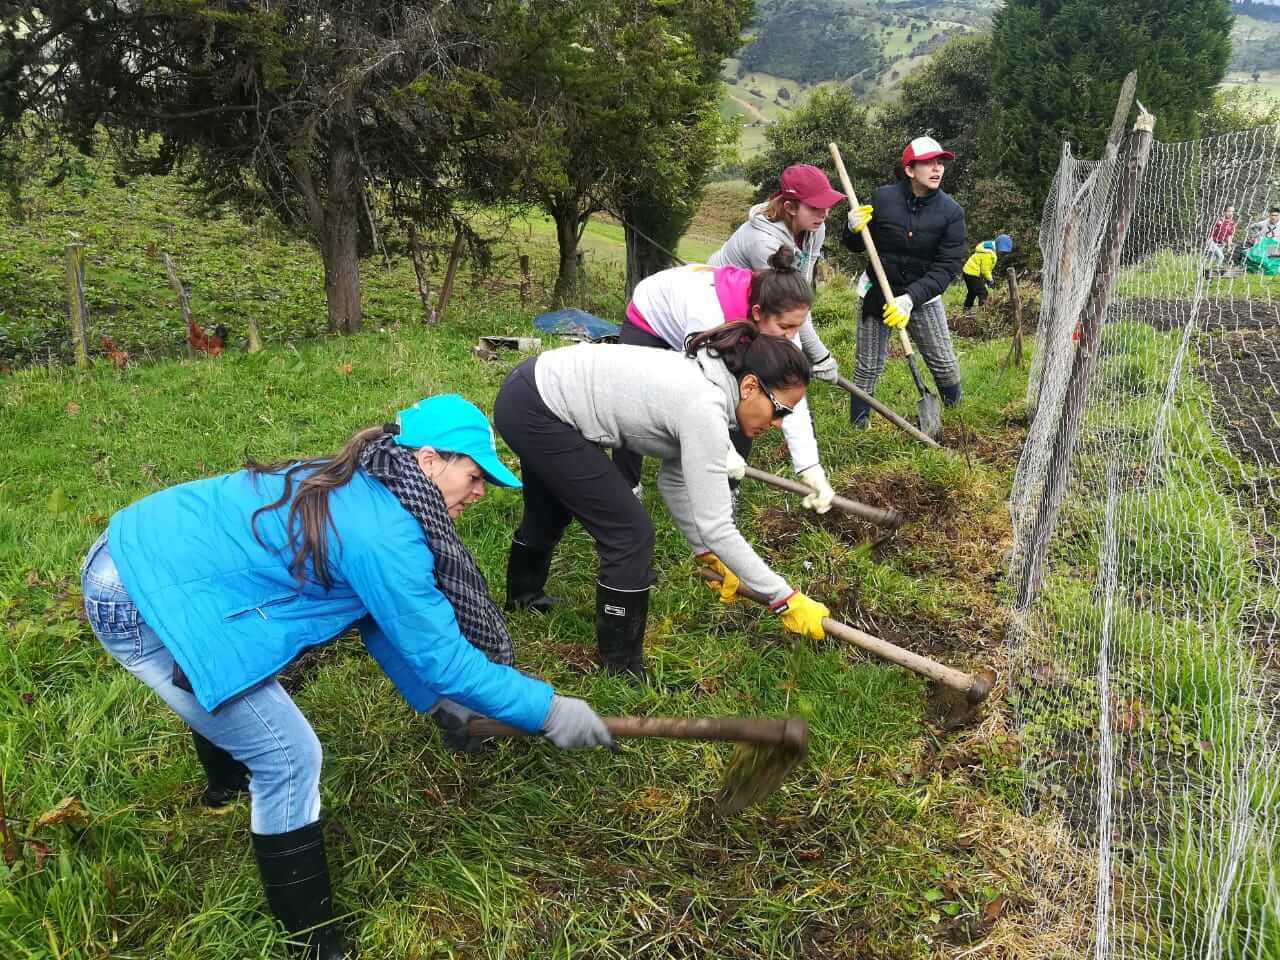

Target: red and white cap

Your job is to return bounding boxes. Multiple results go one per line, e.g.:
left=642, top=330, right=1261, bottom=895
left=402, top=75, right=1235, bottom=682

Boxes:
left=901, top=136, right=955, bottom=168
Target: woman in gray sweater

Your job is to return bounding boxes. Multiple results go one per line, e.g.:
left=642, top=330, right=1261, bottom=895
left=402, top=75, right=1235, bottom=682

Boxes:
left=493, top=325, right=831, bottom=679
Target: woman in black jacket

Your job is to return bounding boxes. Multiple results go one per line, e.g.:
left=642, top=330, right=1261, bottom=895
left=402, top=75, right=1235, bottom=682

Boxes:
left=841, top=136, right=967, bottom=426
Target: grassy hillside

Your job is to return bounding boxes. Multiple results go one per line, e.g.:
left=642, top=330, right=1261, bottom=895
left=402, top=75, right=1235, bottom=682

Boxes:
left=0, top=160, right=1088, bottom=957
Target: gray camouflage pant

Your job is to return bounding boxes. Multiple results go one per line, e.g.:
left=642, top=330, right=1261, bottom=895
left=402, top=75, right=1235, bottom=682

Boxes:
left=853, top=297, right=960, bottom=393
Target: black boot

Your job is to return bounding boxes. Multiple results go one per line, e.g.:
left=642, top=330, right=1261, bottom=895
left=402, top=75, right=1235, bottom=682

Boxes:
left=252, top=821, right=348, bottom=959
left=849, top=393, right=871, bottom=428
left=595, top=584, right=649, bottom=679
left=504, top=539, right=559, bottom=613
left=191, top=730, right=250, bottom=809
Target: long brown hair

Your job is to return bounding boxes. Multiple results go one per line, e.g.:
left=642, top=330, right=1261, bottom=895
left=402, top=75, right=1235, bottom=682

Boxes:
left=248, top=426, right=407, bottom=589
left=685, top=322, right=811, bottom=390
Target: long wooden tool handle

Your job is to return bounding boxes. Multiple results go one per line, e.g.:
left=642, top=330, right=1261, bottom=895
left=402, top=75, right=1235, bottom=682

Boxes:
left=743, top=466, right=903, bottom=529
left=830, top=142, right=929, bottom=380
left=700, top=568, right=992, bottom=703
left=834, top=376, right=940, bottom=448
left=469, top=714, right=808, bottom=748
left=829, top=142, right=895, bottom=305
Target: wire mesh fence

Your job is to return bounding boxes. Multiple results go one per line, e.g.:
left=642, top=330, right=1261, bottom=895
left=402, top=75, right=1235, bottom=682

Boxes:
left=1007, top=122, right=1280, bottom=958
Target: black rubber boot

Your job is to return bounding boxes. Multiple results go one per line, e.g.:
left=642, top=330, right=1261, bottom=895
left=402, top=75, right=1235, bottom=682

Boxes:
left=252, top=821, right=348, bottom=959
left=595, top=584, right=649, bottom=679
left=849, top=393, right=871, bottom=428
left=504, top=539, right=560, bottom=613
left=939, top=382, right=963, bottom=407
left=191, top=730, right=250, bottom=809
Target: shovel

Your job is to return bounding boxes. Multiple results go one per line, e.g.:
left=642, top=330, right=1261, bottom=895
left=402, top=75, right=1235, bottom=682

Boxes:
left=699, top=568, right=996, bottom=729
left=467, top=714, right=809, bottom=816
left=828, top=142, right=944, bottom=442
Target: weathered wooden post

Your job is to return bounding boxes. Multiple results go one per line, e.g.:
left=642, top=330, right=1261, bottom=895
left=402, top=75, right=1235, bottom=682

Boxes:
left=163, top=252, right=195, bottom=358
left=435, top=224, right=465, bottom=321
left=245, top=315, right=264, bottom=354
left=65, top=244, right=90, bottom=368
left=1002, top=268, right=1024, bottom=369
left=519, top=254, right=531, bottom=307
left=1014, top=105, right=1156, bottom=610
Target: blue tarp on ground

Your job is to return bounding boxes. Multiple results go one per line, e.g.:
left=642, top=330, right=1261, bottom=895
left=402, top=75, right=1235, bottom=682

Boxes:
left=532, top=308, right=620, bottom=342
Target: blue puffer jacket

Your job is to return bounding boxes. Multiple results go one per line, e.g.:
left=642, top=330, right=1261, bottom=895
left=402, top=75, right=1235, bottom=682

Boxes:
left=107, top=467, right=553, bottom=730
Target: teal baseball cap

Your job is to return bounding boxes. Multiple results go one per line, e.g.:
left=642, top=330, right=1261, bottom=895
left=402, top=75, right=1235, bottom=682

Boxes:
left=391, top=394, right=521, bottom=488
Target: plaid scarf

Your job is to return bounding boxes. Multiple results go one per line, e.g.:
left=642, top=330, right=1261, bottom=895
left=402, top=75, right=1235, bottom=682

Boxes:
left=358, top=434, right=513, bottom=666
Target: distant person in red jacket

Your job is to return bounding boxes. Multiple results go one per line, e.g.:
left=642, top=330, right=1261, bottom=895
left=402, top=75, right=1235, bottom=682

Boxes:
left=1206, top=205, right=1235, bottom=267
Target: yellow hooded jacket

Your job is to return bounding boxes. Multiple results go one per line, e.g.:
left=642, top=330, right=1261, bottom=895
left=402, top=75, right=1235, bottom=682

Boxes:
left=962, top=241, right=997, bottom=282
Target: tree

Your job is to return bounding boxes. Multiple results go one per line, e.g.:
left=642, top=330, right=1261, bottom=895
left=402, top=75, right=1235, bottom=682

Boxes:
left=490, top=0, right=750, bottom=305
left=10, top=1, right=512, bottom=334
left=991, top=0, right=1233, bottom=203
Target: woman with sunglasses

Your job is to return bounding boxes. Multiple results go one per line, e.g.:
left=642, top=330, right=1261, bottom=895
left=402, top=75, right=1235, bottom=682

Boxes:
left=494, top=324, right=831, bottom=680
left=609, top=246, right=835, bottom=514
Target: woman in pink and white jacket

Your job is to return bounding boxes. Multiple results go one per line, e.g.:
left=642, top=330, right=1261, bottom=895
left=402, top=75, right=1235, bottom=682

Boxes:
left=614, top=246, right=836, bottom=514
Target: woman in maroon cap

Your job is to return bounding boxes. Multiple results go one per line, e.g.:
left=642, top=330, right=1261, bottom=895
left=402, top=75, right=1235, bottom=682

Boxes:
left=709, top=163, right=845, bottom=389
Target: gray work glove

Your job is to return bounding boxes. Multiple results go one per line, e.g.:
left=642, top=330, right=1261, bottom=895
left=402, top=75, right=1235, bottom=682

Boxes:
left=541, top=695, right=615, bottom=750
left=810, top=351, right=840, bottom=384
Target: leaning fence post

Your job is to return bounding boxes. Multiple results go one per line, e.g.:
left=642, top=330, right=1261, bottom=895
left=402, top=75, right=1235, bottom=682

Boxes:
left=65, top=244, right=90, bottom=368
left=1002, top=268, right=1024, bottom=369
left=163, top=252, right=195, bottom=358
left=519, top=254, right=531, bottom=307
left=435, top=224, right=464, bottom=321
left=1014, top=106, right=1156, bottom=611
left=408, top=222, right=436, bottom=325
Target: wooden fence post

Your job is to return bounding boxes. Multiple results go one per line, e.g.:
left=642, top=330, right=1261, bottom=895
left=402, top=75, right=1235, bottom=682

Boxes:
left=245, top=315, right=264, bottom=354
left=519, top=254, right=531, bottom=307
left=435, top=224, right=465, bottom=321
left=1002, top=268, right=1024, bottom=369
left=163, top=253, right=195, bottom=357
left=65, top=244, right=90, bottom=368
left=1014, top=106, right=1156, bottom=611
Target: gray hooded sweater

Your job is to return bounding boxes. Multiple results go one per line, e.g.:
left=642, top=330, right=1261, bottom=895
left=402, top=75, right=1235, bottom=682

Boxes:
left=533, top=342, right=791, bottom=603
left=708, top=201, right=832, bottom=364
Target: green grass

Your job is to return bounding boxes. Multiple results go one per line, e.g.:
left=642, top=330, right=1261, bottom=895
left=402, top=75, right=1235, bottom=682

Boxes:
left=1115, top=250, right=1280, bottom=300
left=0, top=160, right=1066, bottom=957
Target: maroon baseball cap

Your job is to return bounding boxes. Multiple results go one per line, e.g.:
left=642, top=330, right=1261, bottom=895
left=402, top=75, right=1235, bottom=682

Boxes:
left=773, top=164, right=846, bottom=209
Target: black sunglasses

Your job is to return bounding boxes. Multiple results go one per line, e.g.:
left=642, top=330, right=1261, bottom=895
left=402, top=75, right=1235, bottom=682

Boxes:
left=758, top=380, right=795, bottom=419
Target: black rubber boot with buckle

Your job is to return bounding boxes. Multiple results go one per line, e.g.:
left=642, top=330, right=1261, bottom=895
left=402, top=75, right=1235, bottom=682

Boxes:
left=595, top=583, right=649, bottom=680
left=251, top=820, right=349, bottom=959
left=504, top=539, right=560, bottom=613
left=191, top=730, right=250, bottom=810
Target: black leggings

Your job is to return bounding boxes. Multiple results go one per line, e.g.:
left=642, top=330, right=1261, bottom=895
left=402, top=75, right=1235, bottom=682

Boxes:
left=963, top=274, right=989, bottom=308
left=493, top=357, right=656, bottom=592
left=611, top=320, right=752, bottom=488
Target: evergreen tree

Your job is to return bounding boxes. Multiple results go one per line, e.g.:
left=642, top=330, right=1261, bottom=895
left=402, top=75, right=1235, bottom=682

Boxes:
left=991, top=0, right=1233, bottom=202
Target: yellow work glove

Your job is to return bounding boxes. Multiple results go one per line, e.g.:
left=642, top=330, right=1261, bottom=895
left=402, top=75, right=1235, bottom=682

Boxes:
left=696, top=552, right=740, bottom=603
left=847, top=204, right=874, bottom=233
left=881, top=293, right=913, bottom=330
left=776, top=590, right=829, bottom=641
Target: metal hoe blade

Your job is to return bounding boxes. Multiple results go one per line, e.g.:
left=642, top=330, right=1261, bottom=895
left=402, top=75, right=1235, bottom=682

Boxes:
left=715, top=722, right=810, bottom=816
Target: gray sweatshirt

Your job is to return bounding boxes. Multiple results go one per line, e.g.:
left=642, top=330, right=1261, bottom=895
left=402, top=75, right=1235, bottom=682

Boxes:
left=708, top=202, right=832, bottom=365
left=533, top=342, right=791, bottom=603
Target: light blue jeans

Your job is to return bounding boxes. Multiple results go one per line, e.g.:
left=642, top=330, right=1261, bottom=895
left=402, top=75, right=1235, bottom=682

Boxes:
left=80, top=532, right=322, bottom=835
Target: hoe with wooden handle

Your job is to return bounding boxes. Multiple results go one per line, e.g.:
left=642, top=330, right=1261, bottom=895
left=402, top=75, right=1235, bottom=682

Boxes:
left=699, top=568, right=995, bottom=728
left=467, top=714, right=809, bottom=816
left=743, top=465, right=903, bottom=529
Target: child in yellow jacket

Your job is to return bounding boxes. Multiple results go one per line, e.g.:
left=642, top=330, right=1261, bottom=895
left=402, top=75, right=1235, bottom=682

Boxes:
left=962, top=234, right=1012, bottom=307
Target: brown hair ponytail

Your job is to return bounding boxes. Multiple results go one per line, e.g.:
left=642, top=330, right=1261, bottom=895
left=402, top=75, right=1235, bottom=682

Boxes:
left=246, top=425, right=389, bottom=588
left=749, top=246, right=813, bottom=319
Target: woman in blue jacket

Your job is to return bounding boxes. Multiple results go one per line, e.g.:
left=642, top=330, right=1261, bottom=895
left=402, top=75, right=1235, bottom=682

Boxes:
left=80, top=394, right=611, bottom=959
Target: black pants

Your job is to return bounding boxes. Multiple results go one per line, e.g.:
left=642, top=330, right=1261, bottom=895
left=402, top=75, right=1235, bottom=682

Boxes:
left=611, top=320, right=752, bottom=488
left=963, top=274, right=989, bottom=308
left=493, top=357, right=656, bottom=592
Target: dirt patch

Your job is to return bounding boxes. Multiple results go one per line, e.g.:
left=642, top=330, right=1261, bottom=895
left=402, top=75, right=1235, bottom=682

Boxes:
left=1113, top=296, right=1280, bottom=333
left=1199, top=328, right=1280, bottom=467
